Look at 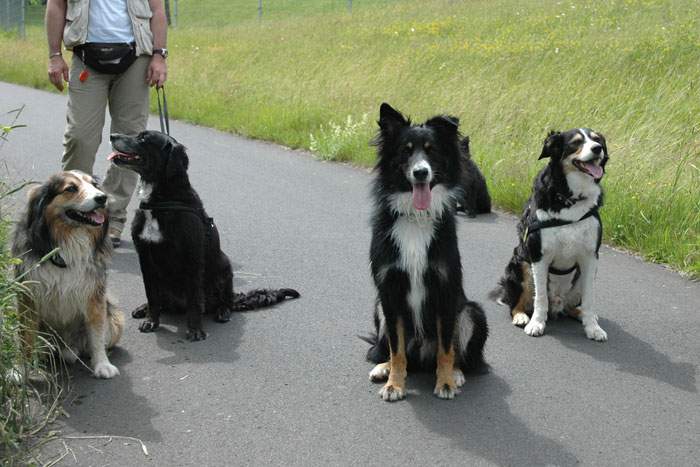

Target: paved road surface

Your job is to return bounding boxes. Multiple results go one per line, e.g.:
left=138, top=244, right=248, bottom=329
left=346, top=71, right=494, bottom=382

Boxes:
left=1, top=82, right=698, bottom=466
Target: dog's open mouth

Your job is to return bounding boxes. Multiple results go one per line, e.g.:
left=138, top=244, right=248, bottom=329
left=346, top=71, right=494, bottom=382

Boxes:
left=108, top=151, right=141, bottom=164
left=573, top=159, right=604, bottom=180
left=66, top=209, right=106, bottom=226
left=412, top=183, right=432, bottom=210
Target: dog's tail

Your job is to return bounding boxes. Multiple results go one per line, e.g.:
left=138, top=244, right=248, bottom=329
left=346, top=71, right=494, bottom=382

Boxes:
left=232, top=288, right=300, bottom=311
left=359, top=332, right=390, bottom=364
left=488, top=283, right=505, bottom=304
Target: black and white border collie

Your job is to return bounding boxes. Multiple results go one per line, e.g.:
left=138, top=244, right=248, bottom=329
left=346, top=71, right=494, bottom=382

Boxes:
left=365, top=103, right=488, bottom=401
left=491, top=128, right=609, bottom=341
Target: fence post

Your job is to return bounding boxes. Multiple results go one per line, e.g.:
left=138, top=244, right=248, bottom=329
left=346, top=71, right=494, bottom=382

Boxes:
left=19, top=0, right=25, bottom=38
left=258, top=0, right=262, bottom=20
left=173, top=0, right=177, bottom=27
left=347, top=0, right=352, bottom=13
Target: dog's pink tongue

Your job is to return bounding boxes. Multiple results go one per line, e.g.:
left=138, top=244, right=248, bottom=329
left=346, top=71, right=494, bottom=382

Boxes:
left=107, top=152, right=118, bottom=161
left=87, top=211, right=105, bottom=225
left=412, top=183, right=432, bottom=211
left=585, top=162, right=604, bottom=180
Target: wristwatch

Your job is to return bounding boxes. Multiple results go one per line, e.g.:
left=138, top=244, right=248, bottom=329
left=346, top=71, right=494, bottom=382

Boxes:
left=153, top=48, right=168, bottom=59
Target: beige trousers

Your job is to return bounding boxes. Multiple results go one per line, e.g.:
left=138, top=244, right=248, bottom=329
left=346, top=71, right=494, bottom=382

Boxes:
left=61, top=54, right=151, bottom=232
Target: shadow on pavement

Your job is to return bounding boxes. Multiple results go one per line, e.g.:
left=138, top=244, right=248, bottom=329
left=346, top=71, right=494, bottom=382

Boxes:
left=62, top=347, right=162, bottom=442
left=548, top=318, right=697, bottom=393
left=409, top=372, right=579, bottom=466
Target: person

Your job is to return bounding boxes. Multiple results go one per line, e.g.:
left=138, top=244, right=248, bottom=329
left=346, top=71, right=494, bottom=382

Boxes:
left=45, top=0, right=168, bottom=247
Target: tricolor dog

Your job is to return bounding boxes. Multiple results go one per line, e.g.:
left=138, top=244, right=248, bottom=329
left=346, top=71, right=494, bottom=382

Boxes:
left=491, top=128, right=610, bottom=341
left=12, top=171, right=123, bottom=378
left=364, top=103, right=488, bottom=401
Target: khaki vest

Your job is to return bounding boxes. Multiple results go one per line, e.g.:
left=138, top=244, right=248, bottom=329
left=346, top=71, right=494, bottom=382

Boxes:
left=63, top=0, right=153, bottom=56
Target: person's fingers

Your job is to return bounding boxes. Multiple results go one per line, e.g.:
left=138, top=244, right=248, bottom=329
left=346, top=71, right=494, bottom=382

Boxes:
left=62, top=65, right=69, bottom=83
left=146, top=65, right=154, bottom=85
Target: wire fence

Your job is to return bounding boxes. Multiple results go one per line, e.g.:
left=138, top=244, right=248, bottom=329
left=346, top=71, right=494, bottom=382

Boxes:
left=0, top=0, right=25, bottom=38
left=2, top=1, right=399, bottom=37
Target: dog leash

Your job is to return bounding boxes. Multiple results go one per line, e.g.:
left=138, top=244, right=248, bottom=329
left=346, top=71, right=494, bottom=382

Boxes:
left=156, top=86, right=170, bottom=136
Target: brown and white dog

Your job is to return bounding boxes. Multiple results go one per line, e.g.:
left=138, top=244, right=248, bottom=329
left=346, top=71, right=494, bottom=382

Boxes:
left=12, top=171, right=124, bottom=378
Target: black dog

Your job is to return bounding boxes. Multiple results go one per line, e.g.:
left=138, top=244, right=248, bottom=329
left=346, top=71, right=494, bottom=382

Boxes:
left=365, top=103, right=488, bottom=401
left=110, top=131, right=299, bottom=341
left=455, top=136, right=491, bottom=217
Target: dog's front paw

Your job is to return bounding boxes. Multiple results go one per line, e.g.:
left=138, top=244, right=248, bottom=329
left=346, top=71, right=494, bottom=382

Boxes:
left=512, top=312, right=530, bottom=327
left=131, top=303, right=148, bottom=319
left=369, top=363, right=390, bottom=383
left=453, top=369, right=466, bottom=388
left=139, top=319, right=159, bottom=333
left=524, top=319, right=546, bottom=337
left=434, top=381, right=458, bottom=400
left=585, top=325, right=608, bottom=342
left=379, top=383, right=406, bottom=402
left=214, top=309, right=232, bottom=323
left=186, top=328, right=207, bottom=342
left=93, top=361, right=119, bottom=379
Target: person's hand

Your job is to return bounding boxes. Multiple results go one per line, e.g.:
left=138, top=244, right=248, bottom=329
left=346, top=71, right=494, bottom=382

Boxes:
left=48, top=55, right=69, bottom=91
left=146, top=55, right=167, bottom=87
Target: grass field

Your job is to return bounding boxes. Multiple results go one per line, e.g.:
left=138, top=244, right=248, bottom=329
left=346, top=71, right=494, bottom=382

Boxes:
left=0, top=0, right=698, bottom=277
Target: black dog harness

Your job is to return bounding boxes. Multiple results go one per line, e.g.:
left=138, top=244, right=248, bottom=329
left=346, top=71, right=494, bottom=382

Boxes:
left=139, top=200, right=216, bottom=239
left=523, top=207, right=599, bottom=276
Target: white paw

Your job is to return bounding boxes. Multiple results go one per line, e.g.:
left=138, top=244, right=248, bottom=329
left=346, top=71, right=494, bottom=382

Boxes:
left=434, top=383, right=457, bottom=400
left=93, top=361, right=120, bottom=379
left=453, top=369, right=465, bottom=388
left=379, top=384, right=405, bottom=402
left=512, top=312, right=530, bottom=327
left=524, top=319, right=546, bottom=337
left=585, top=325, right=608, bottom=342
left=369, top=364, right=390, bottom=382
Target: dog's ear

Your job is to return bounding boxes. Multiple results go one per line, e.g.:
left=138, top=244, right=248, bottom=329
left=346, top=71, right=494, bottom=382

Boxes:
left=539, top=131, right=563, bottom=160
left=425, top=115, right=460, bottom=137
left=166, top=144, right=189, bottom=183
left=26, top=181, right=56, bottom=259
left=459, top=135, right=471, bottom=156
left=378, top=103, right=408, bottom=135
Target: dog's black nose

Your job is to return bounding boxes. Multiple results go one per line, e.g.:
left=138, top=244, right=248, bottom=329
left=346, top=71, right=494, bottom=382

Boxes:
left=591, top=144, right=603, bottom=155
left=413, top=167, right=429, bottom=182
left=95, top=194, right=107, bottom=206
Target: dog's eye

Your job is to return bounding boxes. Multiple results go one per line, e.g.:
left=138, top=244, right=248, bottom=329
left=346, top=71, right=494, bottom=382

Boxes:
left=65, top=185, right=78, bottom=193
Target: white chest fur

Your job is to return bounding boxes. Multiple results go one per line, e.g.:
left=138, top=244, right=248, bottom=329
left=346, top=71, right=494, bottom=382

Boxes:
left=390, top=216, right=435, bottom=338
left=137, top=182, right=163, bottom=243
left=140, top=210, right=163, bottom=243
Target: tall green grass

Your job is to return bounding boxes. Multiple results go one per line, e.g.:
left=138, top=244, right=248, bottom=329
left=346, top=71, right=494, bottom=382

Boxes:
left=0, top=0, right=697, bottom=276
left=0, top=112, right=65, bottom=464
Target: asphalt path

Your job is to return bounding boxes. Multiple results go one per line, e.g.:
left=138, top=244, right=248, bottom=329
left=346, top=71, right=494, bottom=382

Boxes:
left=1, top=82, right=698, bottom=466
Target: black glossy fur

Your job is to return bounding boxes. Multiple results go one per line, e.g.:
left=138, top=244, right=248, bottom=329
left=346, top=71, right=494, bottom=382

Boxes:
left=110, top=131, right=299, bottom=341
left=366, top=103, right=488, bottom=376
left=455, top=136, right=491, bottom=217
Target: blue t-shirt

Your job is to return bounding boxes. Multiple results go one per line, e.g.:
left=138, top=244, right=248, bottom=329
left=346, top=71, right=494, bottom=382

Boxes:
left=86, top=0, right=135, bottom=43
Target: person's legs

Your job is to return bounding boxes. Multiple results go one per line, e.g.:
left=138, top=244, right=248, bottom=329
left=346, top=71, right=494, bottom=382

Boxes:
left=62, top=56, right=110, bottom=174
left=102, top=56, right=151, bottom=245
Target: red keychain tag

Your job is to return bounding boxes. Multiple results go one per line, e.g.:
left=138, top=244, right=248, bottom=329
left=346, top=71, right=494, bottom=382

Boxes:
left=79, top=69, right=89, bottom=82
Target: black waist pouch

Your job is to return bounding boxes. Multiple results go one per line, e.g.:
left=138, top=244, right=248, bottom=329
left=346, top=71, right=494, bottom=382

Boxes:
left=75, top=42, right=137, bottom=74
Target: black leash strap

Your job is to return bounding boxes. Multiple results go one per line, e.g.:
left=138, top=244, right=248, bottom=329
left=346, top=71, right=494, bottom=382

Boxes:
left=156, top=86, right=170, bottom=135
